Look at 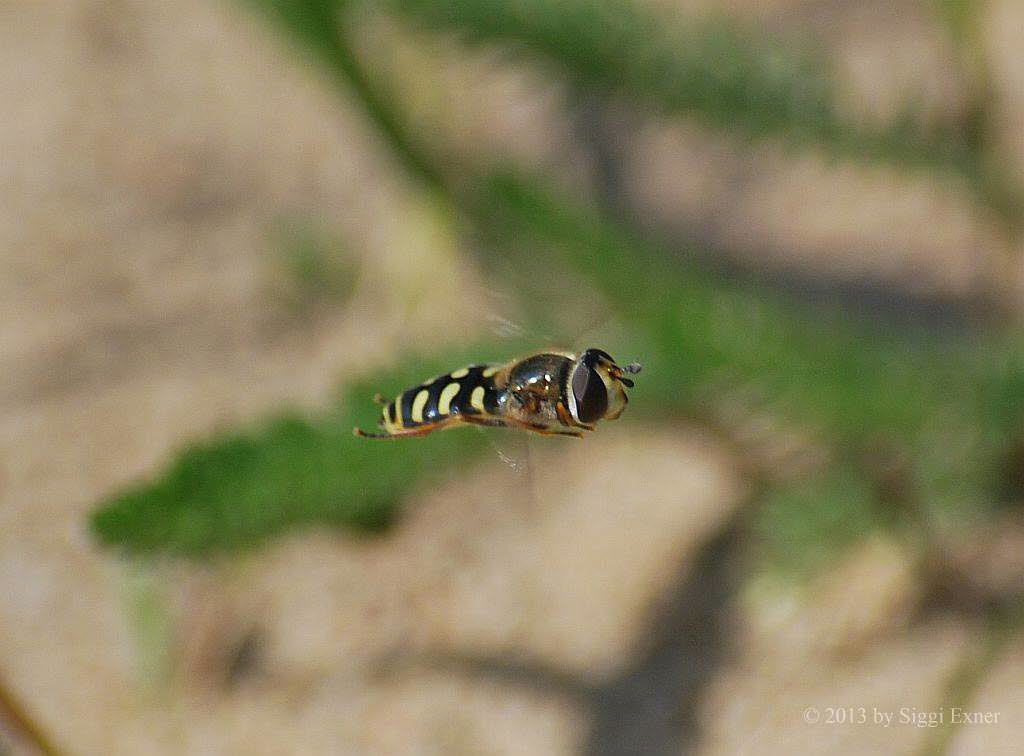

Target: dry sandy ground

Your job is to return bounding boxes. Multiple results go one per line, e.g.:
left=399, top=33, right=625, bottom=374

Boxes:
left=1, top=1, right=1022, bottom=754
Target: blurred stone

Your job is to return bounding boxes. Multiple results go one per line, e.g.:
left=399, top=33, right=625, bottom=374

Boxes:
left=242, top=427, right=742, bottom=675
left=828, top=0, right=971, bottom=136
left=701, top=593, right=970, bottom=754
left=744, top=535, right=917, bottom=659
left=625, top=123, right=1016, bottom=304
left=931, top=512, right=1024, bottom=607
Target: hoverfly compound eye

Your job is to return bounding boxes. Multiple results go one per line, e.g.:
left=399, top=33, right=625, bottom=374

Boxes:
left=569, top=363, right=609, bottom=424
left=580, top=348, right=612, bottom=368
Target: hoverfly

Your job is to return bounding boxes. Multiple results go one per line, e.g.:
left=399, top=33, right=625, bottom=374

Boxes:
left=354, top=348, right=641, bottom=439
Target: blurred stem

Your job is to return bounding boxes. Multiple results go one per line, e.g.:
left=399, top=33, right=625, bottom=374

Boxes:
left=916, top=617, right=1013, bottom=756
left=0, top=673, right=62, bottom=756
left=124, top=562, right=174, bottom=685
left=246, top=0, right=444, bottom=191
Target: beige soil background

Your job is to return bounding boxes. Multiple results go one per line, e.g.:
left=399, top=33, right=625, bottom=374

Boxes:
left=2, top=1, right=1023, bottom=754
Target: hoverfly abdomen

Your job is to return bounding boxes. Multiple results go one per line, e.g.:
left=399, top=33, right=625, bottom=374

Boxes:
left=449, top=364, right=505, bottom=418
left=354, top=349, right=639, bottom=439
left=375, top=365, right=504, bottom=436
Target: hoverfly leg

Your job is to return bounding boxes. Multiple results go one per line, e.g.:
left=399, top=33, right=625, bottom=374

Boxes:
left=354, top=427, right=391, bottom=439
left=462, top=416, right=510, bottom=429
left=555, top=401, right=594, bottom=432
left=354, top=419, right=455, bottom=439
left=501, top=415, right=583, bottom=438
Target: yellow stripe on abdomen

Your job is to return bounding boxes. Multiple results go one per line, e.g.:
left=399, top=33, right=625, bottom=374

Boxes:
left=470, top=385, right=486, bottom=412
left=438, top=382, right=461, bottom=415
left=410, top=389, right=430, bottom=423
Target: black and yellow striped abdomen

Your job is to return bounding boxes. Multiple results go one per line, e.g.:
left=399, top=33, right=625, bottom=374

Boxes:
left=382, top=364, right=504, bottom=433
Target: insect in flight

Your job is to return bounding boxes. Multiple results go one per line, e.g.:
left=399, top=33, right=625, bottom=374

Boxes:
left=354, top=348, right=641, bottom=439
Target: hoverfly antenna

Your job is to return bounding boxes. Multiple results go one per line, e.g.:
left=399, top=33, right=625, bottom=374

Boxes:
left=612, top=361, right=640, bottom=388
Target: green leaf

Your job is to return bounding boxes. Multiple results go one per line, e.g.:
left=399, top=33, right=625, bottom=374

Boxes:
left=90, top=353, right=523, bottom=557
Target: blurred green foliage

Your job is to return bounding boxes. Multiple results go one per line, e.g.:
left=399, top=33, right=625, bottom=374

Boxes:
left=92, top=355, right=520, bottom=556
left=91, top=0, right=1024, bottom=572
